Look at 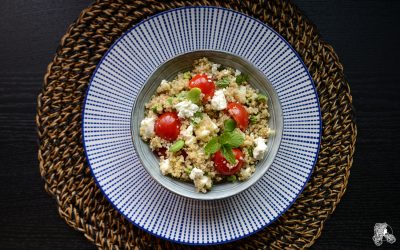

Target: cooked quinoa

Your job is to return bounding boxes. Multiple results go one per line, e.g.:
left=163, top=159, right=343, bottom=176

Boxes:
left=139, top=58, right=273, bottom=193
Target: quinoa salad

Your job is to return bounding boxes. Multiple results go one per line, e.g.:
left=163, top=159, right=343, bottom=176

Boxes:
left=139, top=58, right=274, bottom=193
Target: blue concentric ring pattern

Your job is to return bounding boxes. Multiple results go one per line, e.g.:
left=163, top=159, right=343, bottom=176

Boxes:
left=82, top=7, right=321, bottom=245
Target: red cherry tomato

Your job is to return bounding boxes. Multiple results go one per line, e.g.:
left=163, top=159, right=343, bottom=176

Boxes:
left=188, top=74, right=215, bottom=101
left=213, top=148, right=244, bottom=175
left=227, top=102, right=249, bottom=131
left=154, top=112, right=181, bottom=141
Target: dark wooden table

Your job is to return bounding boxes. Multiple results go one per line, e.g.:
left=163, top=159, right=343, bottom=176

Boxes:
left=1, top=1, right=399, bottom=249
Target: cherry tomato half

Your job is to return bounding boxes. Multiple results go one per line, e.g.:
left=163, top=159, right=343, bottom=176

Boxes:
left=213, top=148, right=244, bottom=175
left=227, top=102, right=249, bottom=131
left=154, top=112, right=181, bottom=141
left=188, top=74, right=215, bottom=101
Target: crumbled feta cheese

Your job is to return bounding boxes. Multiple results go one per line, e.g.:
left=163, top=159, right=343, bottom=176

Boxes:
left=189, top=168, right=212, bottom=193
left=253, top=137, right=267, bottom=160
left=239, top=167, right=253, bottom=180
left=159, top=158, right=170, bottom=175
left=189, top=167, right=204, bottom=180
left=196, top=175, right=212, bottom=189
left=181, top=125, right=196, bottom=145
left=211, top=63, right=221, bottom=74
left=140, top=117, right=155, bottom=139
left=156, top=79, right=171, bottom=93
left=210, top=89, right=227, bottom=110
left=174, top=100, right=199, bottom=119
left=235, top=69, right=241, bottom=76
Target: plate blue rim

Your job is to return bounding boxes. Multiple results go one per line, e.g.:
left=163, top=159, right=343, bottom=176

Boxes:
left=82, top=6, right=322, bottom=246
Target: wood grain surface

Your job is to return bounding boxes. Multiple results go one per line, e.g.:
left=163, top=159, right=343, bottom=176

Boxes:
left=0, top=1, right=399, bottom=249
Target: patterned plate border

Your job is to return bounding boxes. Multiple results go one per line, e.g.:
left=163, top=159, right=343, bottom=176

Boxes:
left=82, top=6, right=322, bottom=245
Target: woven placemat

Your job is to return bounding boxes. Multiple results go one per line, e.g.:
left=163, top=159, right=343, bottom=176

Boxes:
left=36, top=0, right=356, bottom=249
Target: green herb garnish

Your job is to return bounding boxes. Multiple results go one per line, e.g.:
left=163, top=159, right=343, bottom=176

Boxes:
left=169, top=140, right=185, bottom=152
left=227, top=175, right=237, bottom=182
left=221, top=144, right=236, bottom=164
left=187, top=87, right=201, bottom=104
left=203, top=130, right=244, bottom=164
left=167, top=97, right=174, bottom=105
left=257, top=93, right=268, bottom=102
left=236, top=73, right=249, bottom=84
left=204, top=137, right=221, bottom=155
left=224, top=119, right=236, bottom=132
left=219, top=130, right=244, bottom=148
left=216, top=77, right=230, bottom=88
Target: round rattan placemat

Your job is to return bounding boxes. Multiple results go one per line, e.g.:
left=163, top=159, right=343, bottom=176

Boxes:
left=36, top=0, right=356, bottom=249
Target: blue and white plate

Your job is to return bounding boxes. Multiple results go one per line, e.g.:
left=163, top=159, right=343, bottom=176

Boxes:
left=82, top=7, right=321, bottom=245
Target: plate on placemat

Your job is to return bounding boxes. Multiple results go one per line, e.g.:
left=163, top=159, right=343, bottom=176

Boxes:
left=82, top=7, right=321, bottom=245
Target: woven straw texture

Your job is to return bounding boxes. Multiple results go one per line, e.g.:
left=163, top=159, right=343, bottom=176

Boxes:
left=36, top=0, right=357, bottom=249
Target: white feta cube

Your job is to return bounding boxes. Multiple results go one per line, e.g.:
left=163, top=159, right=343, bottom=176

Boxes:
left=159, top=158, right=170, bottom=175
left=240, top=167, right=252, bottom=180
left=174, top=100, right=199, bottom=119
left=189, top=167, right=204, bottom=180
left=210, top=89, right=227, bottom=110
left=140, top=117, right=155, bottom=139
left=189, top=168, right=212, bottom=193
left=253, top=137, right=267, bottom=160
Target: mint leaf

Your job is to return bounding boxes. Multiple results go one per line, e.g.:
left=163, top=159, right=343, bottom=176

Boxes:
left=204, top=137, right=220, bottom=155
left=236, top=74, right=249, bottom=84
left=221, top=144, right=236, bottom=164
left=216, top=77, right=230, bottom=88
left=224, top=119, right=236, bottom=132
left=186, top=87, right=201, bottom=104
left=220, top=130, right=244, bottom=148
left=169, top=140, right=185, bottom=152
